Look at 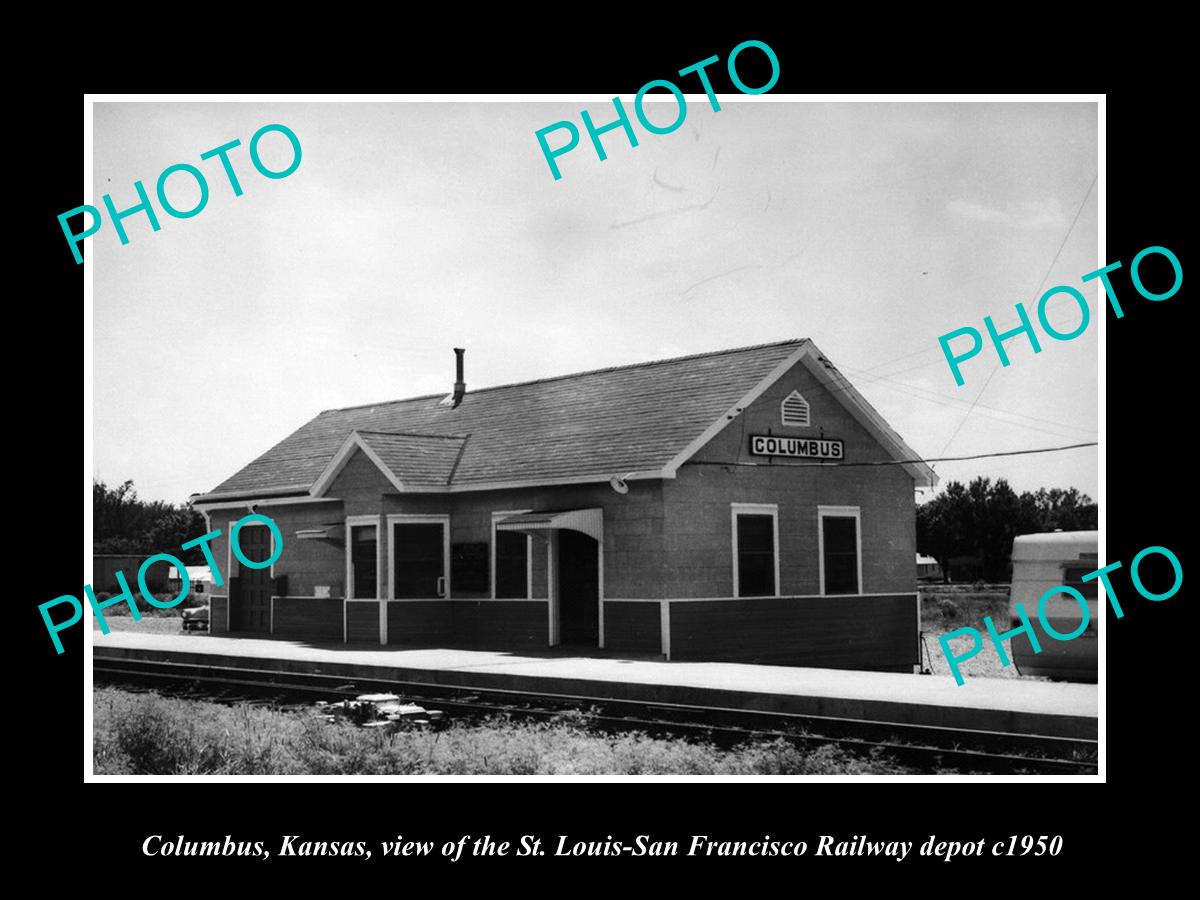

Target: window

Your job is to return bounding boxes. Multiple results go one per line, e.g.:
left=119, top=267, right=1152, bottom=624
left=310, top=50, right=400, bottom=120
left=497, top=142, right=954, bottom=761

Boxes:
left=731, top=503, right=779, bottom=598
left=818, top=506, right=861, bottom=595
left=348, top=521, right=379, bottom=599
left=492, top=511, right=532, bottom=599
left=1062, top=566, right=1099, bottom=599
left=781, top=390, right=810, bottom=427
left=495, top=532, right=530, bottom=598
left=391, top=521, right=448, bottom=598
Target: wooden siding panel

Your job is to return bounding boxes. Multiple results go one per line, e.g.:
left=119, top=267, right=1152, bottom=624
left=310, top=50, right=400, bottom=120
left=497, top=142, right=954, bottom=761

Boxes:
left=603, top=602, right=662, bottom=655
left=346, top=601, right=380, bottom=644
left=271, top=597, right=343, bottom=641
left=454, top=601, right=548, bottom=647
left=209, top=596, right=229, bottom=634
left=669, top=594, right=918, bottom=670
left=387, top=601, right=453, bottom=644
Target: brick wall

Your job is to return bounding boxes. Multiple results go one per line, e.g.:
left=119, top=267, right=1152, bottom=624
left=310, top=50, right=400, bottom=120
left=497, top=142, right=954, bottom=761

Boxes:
left=202, top=354, right=917, bottom=655
left=203, top=500, right=346, bottom=599
left=381, top=481, right=666, bottom=601
left=662, top=359, right=918, bottom=598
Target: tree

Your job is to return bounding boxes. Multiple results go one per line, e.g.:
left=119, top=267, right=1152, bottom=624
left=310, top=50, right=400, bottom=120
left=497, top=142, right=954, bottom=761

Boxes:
left=916, top=482, right=965, bottom=582
left=93, top=480, right=208, bottom=563
left=917, top=479, right=1096, bottom=583
left=1025, top=487, right=1098, bottom=531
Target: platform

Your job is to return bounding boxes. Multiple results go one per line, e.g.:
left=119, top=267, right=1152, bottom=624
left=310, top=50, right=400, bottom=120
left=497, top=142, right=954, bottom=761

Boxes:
left=91, top=631, right=1098, bottom=739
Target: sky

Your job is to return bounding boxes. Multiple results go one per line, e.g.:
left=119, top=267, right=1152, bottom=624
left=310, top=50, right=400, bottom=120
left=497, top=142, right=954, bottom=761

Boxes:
left=92, top=100, right=1098, bottom=505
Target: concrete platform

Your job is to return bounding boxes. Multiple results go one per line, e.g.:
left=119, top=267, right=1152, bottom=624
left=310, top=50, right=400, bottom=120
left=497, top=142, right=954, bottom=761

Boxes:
left=92, top=631, right=1098, bottom=740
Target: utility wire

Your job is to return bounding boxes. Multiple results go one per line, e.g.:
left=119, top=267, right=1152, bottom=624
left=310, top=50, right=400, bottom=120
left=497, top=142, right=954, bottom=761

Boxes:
left=855, top=173, right=1101, bottom=381
left=936, top=172, right=1098, bottom=464
left=734, top=350, right=1093, bottom=462
left=839, top=364, right=1097, bottom=437
left=689, top=441, right=1097, bottom=470
left=854, top=302, right=1104, bottom=379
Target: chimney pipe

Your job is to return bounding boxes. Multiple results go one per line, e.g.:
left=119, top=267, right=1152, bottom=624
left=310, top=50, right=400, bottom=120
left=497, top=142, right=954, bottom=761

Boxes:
left=452, top=347, right=466, bottom=408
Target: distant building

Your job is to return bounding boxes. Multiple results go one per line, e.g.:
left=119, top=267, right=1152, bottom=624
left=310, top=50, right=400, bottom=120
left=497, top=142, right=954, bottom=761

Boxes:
left=93, top=554, right=167, bottom=594
left=916, top=554, right=943, bottom=581
left=167, top=565, right=215, bottom=598
left=946, top=554, right=984, bottom=583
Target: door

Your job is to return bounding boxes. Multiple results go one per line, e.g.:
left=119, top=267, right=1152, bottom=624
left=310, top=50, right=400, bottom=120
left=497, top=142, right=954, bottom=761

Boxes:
left=232, top=524, right=272, bottom=632
left=393, top=522, right=447, bottom=598
left=558, top=529, right=599, bottom=644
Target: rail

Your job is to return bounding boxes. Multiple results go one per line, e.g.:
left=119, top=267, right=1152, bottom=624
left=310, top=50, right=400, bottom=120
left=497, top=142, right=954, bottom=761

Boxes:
left=93, top=657, right=1097, bottom=775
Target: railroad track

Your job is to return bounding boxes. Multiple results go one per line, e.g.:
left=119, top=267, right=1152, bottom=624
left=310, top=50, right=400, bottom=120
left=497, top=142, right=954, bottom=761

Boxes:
left=93, top=657, right=1098, bottom=775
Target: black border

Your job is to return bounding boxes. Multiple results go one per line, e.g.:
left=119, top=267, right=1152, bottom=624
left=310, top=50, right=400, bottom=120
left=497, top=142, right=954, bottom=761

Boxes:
left=23, top=25, right=1192, bottom=882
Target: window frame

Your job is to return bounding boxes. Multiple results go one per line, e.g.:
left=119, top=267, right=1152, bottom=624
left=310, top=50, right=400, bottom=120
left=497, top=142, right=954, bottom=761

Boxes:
left=817, top=505, right=863, bottom=596
left=730, top=502, right=781, bottom=599
left=491, top=510, right=533, bottom=600
left=386, top=514, right=452, bottom=600
left=344, top=515, right=382, bottom=600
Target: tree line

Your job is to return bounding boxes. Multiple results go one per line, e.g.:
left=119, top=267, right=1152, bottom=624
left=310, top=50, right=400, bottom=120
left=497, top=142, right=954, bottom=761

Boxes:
left=93, top=480, right=208, bottom=564
left=916, top=477, right=1097, bottom=583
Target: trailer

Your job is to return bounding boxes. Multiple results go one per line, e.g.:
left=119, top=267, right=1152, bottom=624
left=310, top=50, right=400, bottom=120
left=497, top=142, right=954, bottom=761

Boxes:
left=1010, top=530, right=1098, bottom=682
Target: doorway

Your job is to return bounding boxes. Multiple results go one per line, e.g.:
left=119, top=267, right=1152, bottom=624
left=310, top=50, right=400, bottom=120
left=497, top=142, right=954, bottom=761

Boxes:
left=231, top=524, right=272, bottom=632
left=557, top=529, right=599, bottom=645
left=391, top=521, right=448, bottom=599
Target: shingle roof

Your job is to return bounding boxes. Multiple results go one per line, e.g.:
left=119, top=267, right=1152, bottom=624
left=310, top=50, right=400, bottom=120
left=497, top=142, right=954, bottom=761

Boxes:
left=198, top=339, right=807, bottom=499
left=357, top=431, right=468, bottom=488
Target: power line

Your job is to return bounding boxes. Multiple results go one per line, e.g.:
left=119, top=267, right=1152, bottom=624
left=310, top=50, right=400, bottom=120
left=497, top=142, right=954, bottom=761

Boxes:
left=856, top=174, right=1100, bottom=381
left=1029, top=173, right=1100, bottom=310
left=934, top=361, right=1003, bottom=461
left=839, top=364, right=1097, bottom=438
left=754, top=348, right=1095, bottom=459
left=937, top=172, right=1098, bottom=461
left=856, top=302, right=1103, bottom=379
left=688, top=441, right=1097, bottom=470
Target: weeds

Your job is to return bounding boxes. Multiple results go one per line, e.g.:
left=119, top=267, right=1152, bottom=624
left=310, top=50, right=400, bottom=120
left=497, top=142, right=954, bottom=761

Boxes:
left=93, top=687, right=918, bottom=776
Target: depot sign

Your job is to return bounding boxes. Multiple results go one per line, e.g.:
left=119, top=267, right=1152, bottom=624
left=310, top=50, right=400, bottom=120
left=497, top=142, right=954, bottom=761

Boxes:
left=749, top=435, right=844, bottom=460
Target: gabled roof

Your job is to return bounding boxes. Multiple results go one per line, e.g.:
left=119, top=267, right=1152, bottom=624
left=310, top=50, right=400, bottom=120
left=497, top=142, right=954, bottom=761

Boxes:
left=193, top=338, right=935, bottom=503
left=311, top=431, right=469, bottom=494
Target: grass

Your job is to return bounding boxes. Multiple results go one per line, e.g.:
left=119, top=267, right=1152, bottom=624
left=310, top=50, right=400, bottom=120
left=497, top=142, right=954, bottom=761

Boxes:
left=88, top=592, right=208, bottom=633
left=919, top=586, right=1023, bottom=680
left=919, top=585, right=1011, bottom=632
left=93, top=687, right=920, bottom=775
left=93, top=617, right=198, bottom=634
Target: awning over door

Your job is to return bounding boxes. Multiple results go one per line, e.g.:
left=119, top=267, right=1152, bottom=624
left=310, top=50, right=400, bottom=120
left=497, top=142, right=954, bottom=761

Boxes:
left=496, top=508, right=604, bottom=542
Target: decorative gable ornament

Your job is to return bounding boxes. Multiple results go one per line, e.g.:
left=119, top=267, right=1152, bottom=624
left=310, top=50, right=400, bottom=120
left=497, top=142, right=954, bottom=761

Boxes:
left=781, top=390, right=810, bottom=427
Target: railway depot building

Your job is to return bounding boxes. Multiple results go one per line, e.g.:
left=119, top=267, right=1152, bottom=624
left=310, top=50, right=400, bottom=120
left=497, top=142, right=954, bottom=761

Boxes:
left=191, top=339, right=935, bottom=672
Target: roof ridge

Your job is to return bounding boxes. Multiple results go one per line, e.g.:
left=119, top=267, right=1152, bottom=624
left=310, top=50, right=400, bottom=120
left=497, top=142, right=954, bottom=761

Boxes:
left=322, top=339, right=807, bottom=414
left=356, top=429, right=469, bottom=441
